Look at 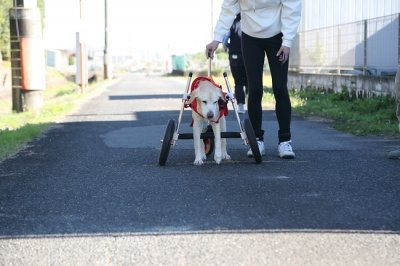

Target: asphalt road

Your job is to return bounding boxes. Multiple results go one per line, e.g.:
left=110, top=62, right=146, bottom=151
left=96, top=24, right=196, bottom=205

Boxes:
left=1, top=74, right=399, bottom=265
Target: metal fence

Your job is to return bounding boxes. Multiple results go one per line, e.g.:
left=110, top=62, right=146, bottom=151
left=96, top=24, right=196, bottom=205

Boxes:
left=290, top=13, right=399, bottom=76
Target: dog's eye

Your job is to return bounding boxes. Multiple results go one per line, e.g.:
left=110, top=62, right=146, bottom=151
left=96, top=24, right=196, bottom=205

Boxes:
left=213, top=101, right=218, bottom=104
left=202, top=100, right=207, bottom=104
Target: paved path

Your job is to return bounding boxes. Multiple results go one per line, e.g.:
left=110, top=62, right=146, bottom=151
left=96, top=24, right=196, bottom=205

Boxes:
left=0, top=74, right=399, bottom=265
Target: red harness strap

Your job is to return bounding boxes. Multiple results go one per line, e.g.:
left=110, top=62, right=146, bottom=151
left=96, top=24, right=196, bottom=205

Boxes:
left=186, top=77, right=228, bottom=124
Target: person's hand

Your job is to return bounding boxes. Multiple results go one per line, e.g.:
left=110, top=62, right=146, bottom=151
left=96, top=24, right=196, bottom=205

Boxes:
left=276, top=46, right=290, bottom=64
left=206, top=41, right=220, bottom=59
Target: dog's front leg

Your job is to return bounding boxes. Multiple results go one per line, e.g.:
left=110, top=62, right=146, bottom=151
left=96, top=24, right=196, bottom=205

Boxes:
left=212, top=122, right=222, bottom=164
left=193, top=120, right=205, bottom=165
left=219, top=117, right=231, bottom=160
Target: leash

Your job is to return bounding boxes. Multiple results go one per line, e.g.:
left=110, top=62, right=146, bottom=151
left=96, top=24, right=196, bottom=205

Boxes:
left=207, top=54, right=212, bottom=77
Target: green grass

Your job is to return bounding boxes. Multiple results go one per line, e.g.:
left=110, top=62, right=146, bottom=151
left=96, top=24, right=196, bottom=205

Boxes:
left=0, top=70, right=108, bottom=162
left=0, top=123, right=50, bottom=160
left=0, top=98, right=75, bottom=130
left=262, top=86, right=399, bottom=136
left=0, top=86, right=76, bottom=161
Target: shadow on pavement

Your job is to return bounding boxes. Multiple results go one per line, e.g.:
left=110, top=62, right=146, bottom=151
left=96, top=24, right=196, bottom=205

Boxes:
left=109, top=94, right=183, bottom=101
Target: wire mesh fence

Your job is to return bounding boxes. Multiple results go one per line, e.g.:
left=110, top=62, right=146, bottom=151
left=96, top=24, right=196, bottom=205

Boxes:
left=290, top=13, right=399, bottom=76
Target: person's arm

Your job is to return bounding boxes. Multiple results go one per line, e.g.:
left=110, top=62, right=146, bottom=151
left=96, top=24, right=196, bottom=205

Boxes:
left=277, top=0, right=301, bottom=64
left=206, top=0, right=239, bottom=58
left=280, top=0, right=302, bottom=48
left=214, top=0, right=240, bottom=43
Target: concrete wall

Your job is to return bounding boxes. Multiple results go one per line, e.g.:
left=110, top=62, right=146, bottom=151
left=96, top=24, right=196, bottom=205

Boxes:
left=288, top=72, right=396, bottom=98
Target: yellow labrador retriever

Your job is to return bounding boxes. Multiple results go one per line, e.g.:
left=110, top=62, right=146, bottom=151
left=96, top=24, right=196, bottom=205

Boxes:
left=188, top=78, right=231, bottom=165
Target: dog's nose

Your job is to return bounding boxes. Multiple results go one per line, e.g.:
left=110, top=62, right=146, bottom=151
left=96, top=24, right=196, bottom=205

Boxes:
left=207, top=111, right=214, bottom=119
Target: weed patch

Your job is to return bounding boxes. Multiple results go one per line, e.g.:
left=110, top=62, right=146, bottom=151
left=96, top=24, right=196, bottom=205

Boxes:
left=288, top=88, right=398, bottom=136
left=0, top=69, right=107, bottom=161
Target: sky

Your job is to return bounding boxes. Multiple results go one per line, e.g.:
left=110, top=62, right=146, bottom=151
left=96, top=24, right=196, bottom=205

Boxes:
left=44, top=0, right=223, bottom=57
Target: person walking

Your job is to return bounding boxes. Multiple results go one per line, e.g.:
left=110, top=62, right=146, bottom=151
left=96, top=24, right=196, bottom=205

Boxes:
left=223, top=13, right=247, bottom=114
left=206, top=0, right=301, bottom=159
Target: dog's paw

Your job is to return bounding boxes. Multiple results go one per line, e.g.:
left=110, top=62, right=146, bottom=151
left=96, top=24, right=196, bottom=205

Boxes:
left=193, top=158, right=204, bottom=166
left=222, top=153, right=231, bottom=160
left=214, top=155, right=222, bottom=164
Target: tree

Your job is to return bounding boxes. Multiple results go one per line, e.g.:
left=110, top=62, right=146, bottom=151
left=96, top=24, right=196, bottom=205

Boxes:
left=0, top=0, right=44, bottom=61
left=0, top=0, right=12, bottom=60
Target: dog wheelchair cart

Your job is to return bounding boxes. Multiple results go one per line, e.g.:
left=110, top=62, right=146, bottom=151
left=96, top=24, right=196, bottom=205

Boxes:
left=159, top=72, right=262, bottom=166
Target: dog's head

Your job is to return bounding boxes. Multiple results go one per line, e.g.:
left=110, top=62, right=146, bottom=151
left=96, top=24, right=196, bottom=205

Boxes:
left=189, top=80, right=223, bottom=120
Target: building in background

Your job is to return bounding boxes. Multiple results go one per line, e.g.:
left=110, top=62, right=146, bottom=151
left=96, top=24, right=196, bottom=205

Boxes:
left=45, top=49, right=71, bottom=72
left=292, top=0, right=400, bottom=76
left=301, top=0, right=399, bottom=31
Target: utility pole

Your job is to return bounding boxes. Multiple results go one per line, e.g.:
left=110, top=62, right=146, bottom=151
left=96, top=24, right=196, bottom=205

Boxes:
left=9, top=0, right=45, bottom=112
left=363, top=20, right=368, bottom=76
left=76, top=0, right=87, bottom=93
left=103, top=0, right=110, bottom=80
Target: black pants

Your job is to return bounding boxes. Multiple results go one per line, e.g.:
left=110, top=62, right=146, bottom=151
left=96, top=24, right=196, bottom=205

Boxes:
left=229, top=63, right=247, bottom=105
left=241, top=32, right=292, bottom=143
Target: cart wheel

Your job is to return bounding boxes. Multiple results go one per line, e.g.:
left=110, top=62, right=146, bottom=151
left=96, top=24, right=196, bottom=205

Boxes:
left=159, top=119, right=176, bottom=166
left=204, top=125, right=214, bottom=156
left=243, top=118, right=262, bottom=164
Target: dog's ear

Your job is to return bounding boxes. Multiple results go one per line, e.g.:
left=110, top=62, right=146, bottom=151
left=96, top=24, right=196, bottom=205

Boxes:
left=188, top=89, right=198, bottom=104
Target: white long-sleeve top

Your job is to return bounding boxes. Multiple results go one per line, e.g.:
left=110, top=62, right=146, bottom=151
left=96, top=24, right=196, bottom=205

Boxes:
left=213, top=0, right=302, bottom=48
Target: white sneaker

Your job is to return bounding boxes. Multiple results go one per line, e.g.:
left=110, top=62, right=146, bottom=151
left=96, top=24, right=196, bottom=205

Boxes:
left=238, top=104, right=245, bottom=114
left=247, top=140, right=265, bottom=157
left=278, top=140, right=295, bottom=159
